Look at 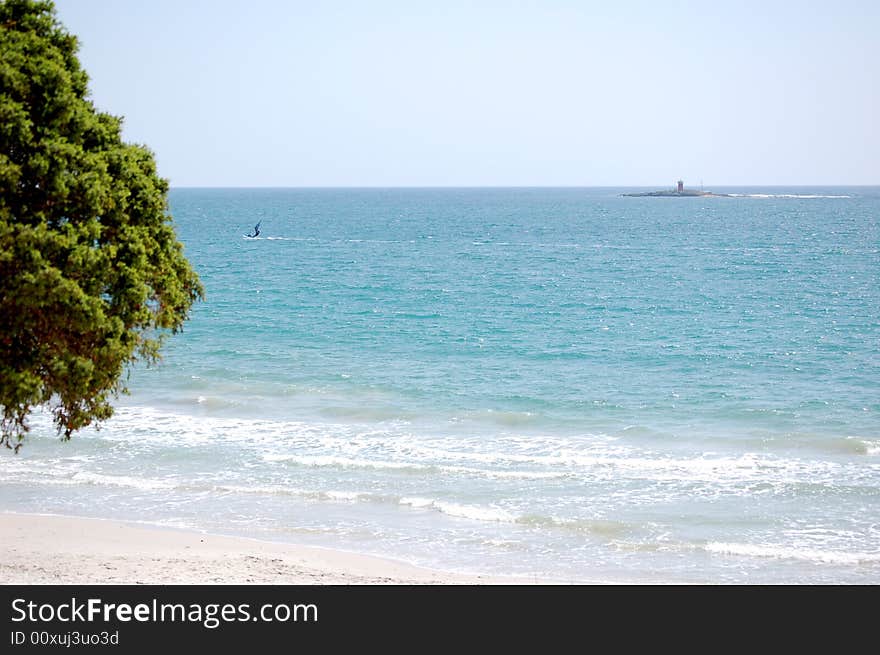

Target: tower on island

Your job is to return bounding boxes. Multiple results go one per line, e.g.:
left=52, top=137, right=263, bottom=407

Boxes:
left=620, top=179, right=726, bottom=197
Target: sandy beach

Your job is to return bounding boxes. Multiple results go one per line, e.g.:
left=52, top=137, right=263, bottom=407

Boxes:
left=0, top=513, right=526, bottom=585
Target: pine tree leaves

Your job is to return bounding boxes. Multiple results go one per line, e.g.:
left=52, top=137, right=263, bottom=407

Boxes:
left=1, top=0, right=204, bottom=450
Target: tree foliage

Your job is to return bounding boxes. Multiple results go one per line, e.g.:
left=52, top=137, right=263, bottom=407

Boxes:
left=0, top=0, right=203, bottom=450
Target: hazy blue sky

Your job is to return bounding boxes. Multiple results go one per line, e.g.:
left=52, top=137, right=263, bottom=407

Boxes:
left=54, top=0, right=878, bottom=187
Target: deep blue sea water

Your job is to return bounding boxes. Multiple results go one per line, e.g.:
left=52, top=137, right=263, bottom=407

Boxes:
left=3, top=187, right=879, bottom=582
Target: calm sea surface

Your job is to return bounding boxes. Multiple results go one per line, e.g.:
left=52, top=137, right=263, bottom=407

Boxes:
left=3, top=187, right=879, bottom=582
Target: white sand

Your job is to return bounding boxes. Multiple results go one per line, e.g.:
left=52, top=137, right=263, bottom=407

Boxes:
left=0, top=513, right=533, bottom=584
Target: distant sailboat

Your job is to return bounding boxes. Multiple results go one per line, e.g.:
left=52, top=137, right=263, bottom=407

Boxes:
left=245, top=221, right=262, bottom=238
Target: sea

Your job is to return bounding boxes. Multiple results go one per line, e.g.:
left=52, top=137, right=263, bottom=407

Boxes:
left=2, top=186, right=878, bottom=583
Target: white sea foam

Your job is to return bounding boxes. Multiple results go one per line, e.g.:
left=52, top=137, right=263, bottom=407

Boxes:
left=437, top=465, right=564, bottom=480
left=395, top=440, right=854, bottom=487
left=860, top=439, right=880, bottom=456
left=173, top=482, right=394, bottom=505
left=705, top=542, right=880, bottom=565
left=13, top=405, right=876, bottom=493
left=262, top=454, right=433, bottom=472
left=7, top=404, right=878, bottom=583
left=399, top=497, right=517, bottom=522
left=70, top=471, right=176, bottom=491
left=726, top=193, right=852, bottom=199
left=323, top=490, right=366, bottom=502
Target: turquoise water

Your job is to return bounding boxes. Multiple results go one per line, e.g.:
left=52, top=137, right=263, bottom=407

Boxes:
left=3, top=187, right=879, bottom=582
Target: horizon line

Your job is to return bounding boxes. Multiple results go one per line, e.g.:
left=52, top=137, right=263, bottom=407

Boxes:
left=167, top=183, right=880, bottom=190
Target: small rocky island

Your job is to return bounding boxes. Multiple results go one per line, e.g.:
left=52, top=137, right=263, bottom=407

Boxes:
left=622, top=180, right=730, bottom=197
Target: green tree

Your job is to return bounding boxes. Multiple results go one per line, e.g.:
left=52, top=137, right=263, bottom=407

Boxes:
left=0, top=0, right=203, bottom=451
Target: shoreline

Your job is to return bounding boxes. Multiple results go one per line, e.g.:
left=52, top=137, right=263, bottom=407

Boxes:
left=0, top=512, right=551, bottom=585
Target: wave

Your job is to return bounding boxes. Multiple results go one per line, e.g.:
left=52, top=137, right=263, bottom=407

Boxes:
left=0, top=465, right=179, bottom=493
left=516, top=515, right=633, bottom=538
left=8, top=450, right=872, bottom=525
left=203, top=483, right=399, bottom=505
left=70, top=471, right=177, bottom=490
left=726, top=193, right=852, bottom=199
left=812, top=436, right=880, bottom=456
left=0, top=461, right=616, bottom=531
left=455, top=409, right=541, bottom=427
left=262, top=453, right=565, bottom=480
left=704, top=541, right=880, bottom=565
left=399, top=497, right=518, bottom=522
left=6, top=454, right=879, bottom=577
left=14, top=406, right=878, bottom=490
left=262, top=453, right=433, bottom=474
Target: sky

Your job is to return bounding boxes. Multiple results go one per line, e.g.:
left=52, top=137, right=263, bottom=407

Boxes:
left=53, top=0, right=879, bottom=187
